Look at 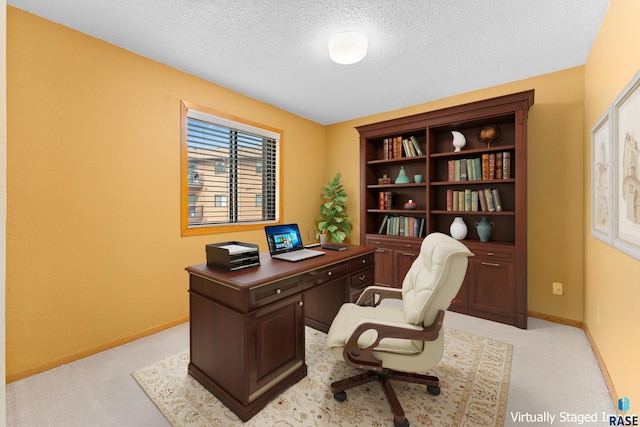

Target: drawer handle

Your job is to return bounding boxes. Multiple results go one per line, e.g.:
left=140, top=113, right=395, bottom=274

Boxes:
left=482, top=262, right=500, bottom=267
left=358, top=275, right=366, bottom=281
left=375, top=249, right=385, bottom=253
left=327, top=271, right=332, bottom=276
left=276, top=288, right=282, bottom=294
left=402, top=252, right=417, bottom=257
left=362, top=259, right=366, bottom=264
left=486, top=252, right=495, bottom=256
left=299, top=301, right=304, bottom=306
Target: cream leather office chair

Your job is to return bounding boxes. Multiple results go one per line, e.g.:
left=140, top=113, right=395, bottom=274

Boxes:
left=326, top=232, right=473, bottom=427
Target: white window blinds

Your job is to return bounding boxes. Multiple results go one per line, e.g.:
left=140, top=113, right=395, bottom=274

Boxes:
left=185, top=108, right=280, bottom=229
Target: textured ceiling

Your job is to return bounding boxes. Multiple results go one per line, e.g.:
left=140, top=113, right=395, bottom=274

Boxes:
left=9, top=0, right=610, bottom=125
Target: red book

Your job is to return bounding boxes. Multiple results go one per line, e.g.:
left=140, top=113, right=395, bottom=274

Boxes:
left=478, top=189, right=488, bottom=211
left=446, top=189, right=454, bottom=211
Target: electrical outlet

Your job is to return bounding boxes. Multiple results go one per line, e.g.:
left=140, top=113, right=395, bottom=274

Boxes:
left=552, top=282, right=563, bottom=296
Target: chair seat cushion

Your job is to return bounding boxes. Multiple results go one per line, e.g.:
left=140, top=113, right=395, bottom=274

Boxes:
left=326, top=303, right=424, bottom=355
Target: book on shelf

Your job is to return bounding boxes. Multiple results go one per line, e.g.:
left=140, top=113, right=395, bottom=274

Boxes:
left=503, top=151, right=511, bottom=178
left=378, top=215, right=425, bottom=237
left=448, top=160, right=455, bottom=181
left=383, top=135, right=424, bottom=159
left=378, top=191, right=396, bottom=210
left=460, top=160, right=467, bottom=181
left=489, top=153, right=496, bottom=180
left=492, top=188, right=502, bottom=211
left=478, top=189, right=488, bottom=211
left=496, top=152, right=503, bottom=179
left=484, top=188, right=502, bottom=212
left=409, top=136, right=425, bottom=155
left=472, top=151, right=512, bottom=181
left=471, top=190, right=479, bottom=211
left=402, top=139, right=415, bottom=157
left=482, top=154, right=489, bottom=180
left=383, top=136, right=404, bottom=159
left=447, top=188, right=504, bottom=213
left=464, top=189, right=471, bottom=211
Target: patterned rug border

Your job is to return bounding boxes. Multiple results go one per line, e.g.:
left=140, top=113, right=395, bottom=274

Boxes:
left=132, top=327, right=512, bottom=426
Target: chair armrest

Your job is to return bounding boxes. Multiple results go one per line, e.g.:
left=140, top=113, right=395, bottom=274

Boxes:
left=355, top=286, right=403, bottom=306
left=343, top=310, right=446, bottom=370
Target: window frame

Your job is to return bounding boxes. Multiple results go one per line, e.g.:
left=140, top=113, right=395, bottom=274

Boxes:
left=180, top=101, right=283, bottom=236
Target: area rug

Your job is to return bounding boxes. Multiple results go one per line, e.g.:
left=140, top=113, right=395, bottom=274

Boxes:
left=132, top=327, right=512, bottom=426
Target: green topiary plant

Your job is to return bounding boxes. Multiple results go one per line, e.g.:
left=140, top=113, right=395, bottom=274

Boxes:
left=315, top=173, right=352, bottom=243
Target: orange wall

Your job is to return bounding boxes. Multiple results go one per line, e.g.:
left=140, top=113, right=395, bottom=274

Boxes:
left=6, top=7, right=327, bottom=380
left=327, top=67, right=587, bottom=324
left=584, top=0, right=640, bottom=405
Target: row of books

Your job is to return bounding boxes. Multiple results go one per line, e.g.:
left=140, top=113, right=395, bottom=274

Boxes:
left=378, top=191, right=397, bottom=210
left=447, top=152, right=511, bottom=181
left=383, top=135, right=425, bottom=159
left=446, top=188, right=503, bottom=212
left=378, top=215, right=425, bottom=237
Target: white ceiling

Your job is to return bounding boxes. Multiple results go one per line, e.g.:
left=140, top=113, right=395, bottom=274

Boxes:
left=9, top=0, right=610, bottom=125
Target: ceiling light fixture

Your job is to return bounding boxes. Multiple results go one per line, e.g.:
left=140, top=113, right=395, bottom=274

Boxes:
left=328, top=31, right=368, bottom=65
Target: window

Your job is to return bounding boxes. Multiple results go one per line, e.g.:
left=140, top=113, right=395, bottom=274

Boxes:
left=214, top=161, right=227, bottom=174
left=181, top=101, right=282, bottom=236
left=214, top=194, right=227, bottom=207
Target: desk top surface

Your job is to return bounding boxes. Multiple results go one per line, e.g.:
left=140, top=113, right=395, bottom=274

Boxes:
left=186, top=244, right=375, bottom=289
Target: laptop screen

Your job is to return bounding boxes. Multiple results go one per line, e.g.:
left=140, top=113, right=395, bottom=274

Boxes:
left=265, top=224, right=304, bottom=254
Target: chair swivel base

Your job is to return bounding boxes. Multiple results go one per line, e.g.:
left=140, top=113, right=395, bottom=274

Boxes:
left=331, top=368, right=441, bottom=427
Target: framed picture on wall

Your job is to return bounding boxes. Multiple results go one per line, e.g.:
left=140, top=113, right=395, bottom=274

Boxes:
left=613, top=69, right=640, bottom=260
left=591, top=107, right=613, bottom=244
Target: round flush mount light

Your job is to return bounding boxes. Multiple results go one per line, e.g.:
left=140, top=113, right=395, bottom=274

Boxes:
left=328, top=31, right=368, bottom=65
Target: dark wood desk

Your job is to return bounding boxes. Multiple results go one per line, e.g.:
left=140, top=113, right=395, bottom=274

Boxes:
left=185, top=245, right=375, bottom=422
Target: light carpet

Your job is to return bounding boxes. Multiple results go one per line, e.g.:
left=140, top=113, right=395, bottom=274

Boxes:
left=132, top=326, right=512, bottom=426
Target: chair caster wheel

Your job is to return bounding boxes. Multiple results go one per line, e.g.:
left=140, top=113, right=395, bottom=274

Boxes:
left=427, top=385, right=440, bottom=395
left=394, top=418, right=410, bottom=427
left=333, top=391, right=347, bottom=402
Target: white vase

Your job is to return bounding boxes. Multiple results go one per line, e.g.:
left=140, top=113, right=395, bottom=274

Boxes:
left=450, top=216, right=467, bottom=240
left=451, top=131, right=466, bottom=152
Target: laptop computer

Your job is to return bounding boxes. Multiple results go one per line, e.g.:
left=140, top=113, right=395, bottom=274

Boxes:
left=264, top=223, right=325, bottom=262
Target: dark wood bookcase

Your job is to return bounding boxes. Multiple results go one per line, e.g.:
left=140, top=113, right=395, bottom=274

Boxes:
left=357, top=90, right=534, bottom=328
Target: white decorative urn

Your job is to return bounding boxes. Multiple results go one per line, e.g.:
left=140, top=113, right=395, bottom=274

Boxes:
left=450, top=216, right=468, bottom=240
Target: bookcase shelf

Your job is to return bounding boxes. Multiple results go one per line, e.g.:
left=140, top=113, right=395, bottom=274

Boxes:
left=357, top=90, right=534, bottom=329
left=431, top=210, right=514, bottom=215
left=430, top=179, right=515, bottom=186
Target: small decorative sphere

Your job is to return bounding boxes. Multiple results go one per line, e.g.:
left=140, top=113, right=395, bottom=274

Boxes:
left=477, top=124, right=501, bottom=144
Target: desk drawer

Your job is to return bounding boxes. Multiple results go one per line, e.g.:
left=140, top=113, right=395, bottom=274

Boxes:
left=302, top=262, right=349, bottom=290
left=349, top=252, right=375, bottom=272
left=250, top=277, right=302, bottom=309
left=350, top=266, right=374, bottom=289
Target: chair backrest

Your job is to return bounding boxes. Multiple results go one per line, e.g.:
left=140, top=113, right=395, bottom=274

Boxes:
left=401, top=232, right=473, bottom=326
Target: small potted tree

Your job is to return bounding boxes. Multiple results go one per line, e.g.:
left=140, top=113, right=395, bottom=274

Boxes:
left=316, top=173, right=352, bottom=243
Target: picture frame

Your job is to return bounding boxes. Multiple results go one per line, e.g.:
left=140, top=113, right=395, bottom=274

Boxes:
left=591, top=107, right=613, bottom=244
left=612, top=70, right=640, bottom=260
